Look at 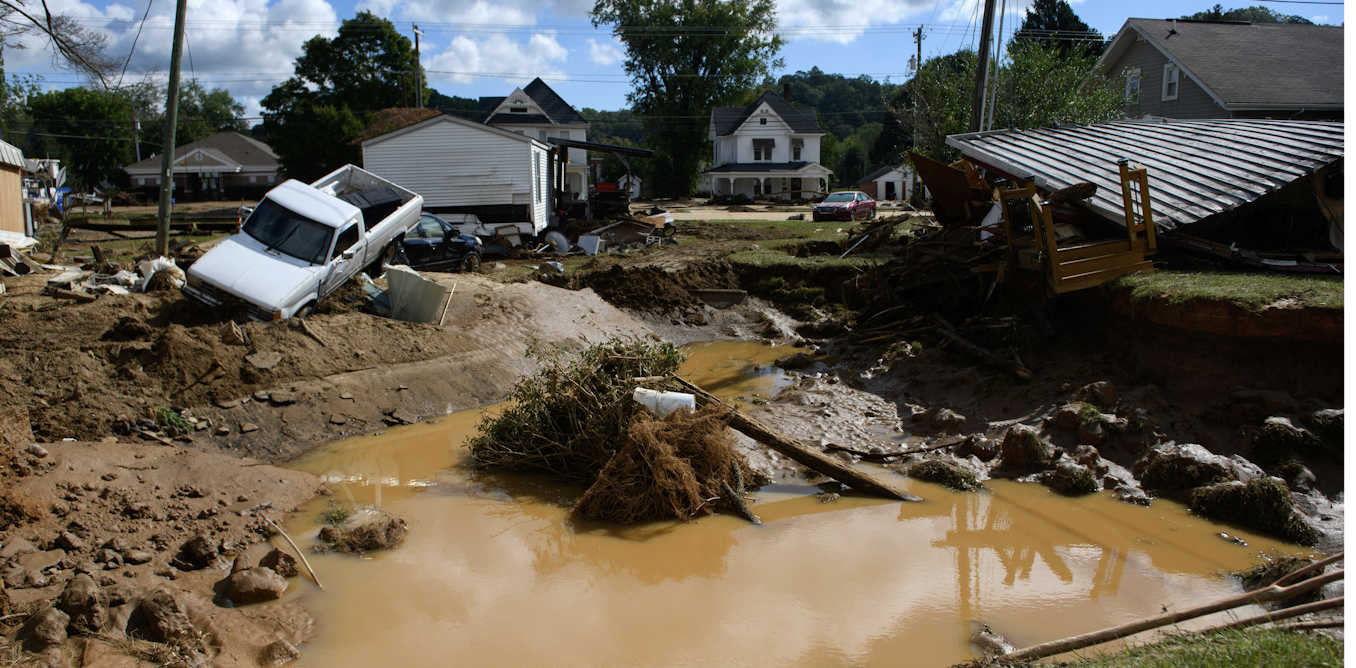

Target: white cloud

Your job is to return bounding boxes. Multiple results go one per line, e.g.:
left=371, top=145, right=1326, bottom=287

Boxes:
left=362, top=0, right=593, bottom=26
left=424, top=32, right=568, bottom=86
left=586, top=38, right=624, bottom=66
left=776, top=0, right=937, bottom=44
left=1309, top=14, right=1329, bottom=23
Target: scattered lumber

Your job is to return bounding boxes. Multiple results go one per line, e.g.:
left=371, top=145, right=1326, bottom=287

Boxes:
left=998, top=552, right=1344, bottom=664
left=933, top=314, right=1034, bottom=382
left=669, top=374, right=923, bottom=502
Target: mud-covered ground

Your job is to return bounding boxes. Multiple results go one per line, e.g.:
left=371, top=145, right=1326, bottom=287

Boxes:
left=0, top=216, right=1343, bottom=664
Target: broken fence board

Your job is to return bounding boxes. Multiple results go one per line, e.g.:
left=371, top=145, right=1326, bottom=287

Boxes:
left=669, top=375, right=922, bottom=502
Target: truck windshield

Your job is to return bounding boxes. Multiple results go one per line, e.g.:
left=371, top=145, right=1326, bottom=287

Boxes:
left=241, top=199, right=334, bottom=265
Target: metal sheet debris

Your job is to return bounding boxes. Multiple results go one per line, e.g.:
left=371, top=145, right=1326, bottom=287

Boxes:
left=946, top=119, right=1344, bottom=231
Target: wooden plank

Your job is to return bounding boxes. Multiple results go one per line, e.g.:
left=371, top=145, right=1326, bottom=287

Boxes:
left=1058, top=249, right=1146, bottom=275
left=669, top=375, right=923, bottom=502
left=1055, top=240, right=1133, bottom=261
left=1055, top=261, right=1154, bottom=293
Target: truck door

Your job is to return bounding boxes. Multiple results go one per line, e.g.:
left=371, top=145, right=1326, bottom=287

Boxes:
left=321, top=221, right=365, bottom=297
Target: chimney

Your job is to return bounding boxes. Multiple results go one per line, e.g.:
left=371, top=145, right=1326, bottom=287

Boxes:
left=783, top=83, right=790, bottom=102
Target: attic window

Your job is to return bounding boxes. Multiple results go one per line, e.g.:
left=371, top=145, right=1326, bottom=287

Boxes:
left=1162, top=64, right=1179, bottom=101
left=511, top=106, right=528, bottom=113
left=759, top=117, right=767, bottom=125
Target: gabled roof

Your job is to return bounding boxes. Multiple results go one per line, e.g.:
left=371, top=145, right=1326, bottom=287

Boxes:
left=1098, top=19, right=1343, bottom=111
left=478, top=78, right=588, bottom=126
left=854, top=164, right=904, bottom=185
left=711, top=91, right=822, bottom=136
left=360, top=112, right=547, bottom=150
left=124, top=131, right=277, bottom=173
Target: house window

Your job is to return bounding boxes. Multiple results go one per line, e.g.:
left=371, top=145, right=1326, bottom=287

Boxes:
left=249, top=176, right=257, bottom=184
left=513, top=130, right=525, bottom=135
left=560, top=130, right=570, bottom=140
left=1126, top=68, right=1141, bottom=101
left=753, top=179, right=762, bottom=195
left=534, top=154, right=542, bottom=203
left=764, top=178, right=772, bottom=195
left=791, top=138, right=804, bottom=161
left=1162, top=64, right=1179, bottom=101
left=539, top=130, right=547, bottom=140
left=511, top=106, right=527, bottom=113
left=267, top=175, right=275, bottom=183
left=759, top=117, right=767, bottom=125
left=752, top=138, right=775, bottom=161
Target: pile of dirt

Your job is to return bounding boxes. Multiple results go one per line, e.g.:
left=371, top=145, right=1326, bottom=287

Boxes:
left=574, top=255, right=742, bottom=314
left=0, top=440, right=322, bottom=666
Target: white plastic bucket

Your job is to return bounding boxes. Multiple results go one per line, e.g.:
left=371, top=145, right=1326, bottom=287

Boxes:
left=632, top=388, right=695, bottom=416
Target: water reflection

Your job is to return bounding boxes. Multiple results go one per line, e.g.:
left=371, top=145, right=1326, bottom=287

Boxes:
left=278, top=341, right=1317, bottom=667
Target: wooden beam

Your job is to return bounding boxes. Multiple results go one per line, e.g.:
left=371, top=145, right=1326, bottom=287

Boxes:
left=668, top=375, right=922, bottom=502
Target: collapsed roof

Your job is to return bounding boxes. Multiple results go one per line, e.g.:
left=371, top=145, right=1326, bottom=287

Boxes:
left=946, top=118, right=1343, bottom=231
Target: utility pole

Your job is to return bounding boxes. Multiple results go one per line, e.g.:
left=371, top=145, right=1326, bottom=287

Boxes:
left=912, top=26, right=924, bottom=200
left=969, top=0, right=998, bottom=133
left=155, top=0, right=188, bottom=258
left=413, top=25, right=424, bottom=108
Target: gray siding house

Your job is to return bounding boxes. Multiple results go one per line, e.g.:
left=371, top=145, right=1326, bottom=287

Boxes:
left=1098, top=19, right=1343, bottom=121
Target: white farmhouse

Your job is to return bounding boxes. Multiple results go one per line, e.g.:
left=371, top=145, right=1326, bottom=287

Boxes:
left=853, top=165, right=914, bottom=201
left=703, top=90, right=831, bottom=200
left=478, top=78, right=590, bottom=200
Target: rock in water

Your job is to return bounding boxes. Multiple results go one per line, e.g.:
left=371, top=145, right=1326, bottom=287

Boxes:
left=227, top=567, right=288, bottom=604
left=259, top=549, right=299, bottom=578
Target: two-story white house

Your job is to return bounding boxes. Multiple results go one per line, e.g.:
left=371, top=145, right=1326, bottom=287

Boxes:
left=479, top=78, right=591, bottom=200
left=703, top=90, right=832, bottom=200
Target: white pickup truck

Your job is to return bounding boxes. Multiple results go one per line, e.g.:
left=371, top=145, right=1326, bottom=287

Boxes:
left=183, top=164, right=423, bottom=321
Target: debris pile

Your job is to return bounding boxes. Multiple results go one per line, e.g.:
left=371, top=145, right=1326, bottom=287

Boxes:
left=469, top=339, right=765, bottom=523
left=317, top=512, right=409, bottom=554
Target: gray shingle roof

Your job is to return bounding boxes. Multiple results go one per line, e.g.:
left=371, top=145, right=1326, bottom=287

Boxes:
left=477, top=78, right=588, bottom=126
left=854, top=164, right=902, bottom=185
left=1124, top=19, right=1343, bottom=108
left=123, top=131, right=277, bottom=171
left=711, top=91, right=821, bottom=136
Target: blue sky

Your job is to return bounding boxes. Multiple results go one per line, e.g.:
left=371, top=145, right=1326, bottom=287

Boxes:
left=7, top=0, right=1345, bottom=123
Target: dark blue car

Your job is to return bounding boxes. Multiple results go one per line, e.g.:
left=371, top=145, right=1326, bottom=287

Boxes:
left=396, top=213, right=483, bottom=273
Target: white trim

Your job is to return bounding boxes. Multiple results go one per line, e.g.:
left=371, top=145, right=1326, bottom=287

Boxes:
left=1162, top=64, right=1179, bottom=101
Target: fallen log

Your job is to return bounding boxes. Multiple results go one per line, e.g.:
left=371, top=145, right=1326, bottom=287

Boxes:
left=933, top=315, right=1034, bottom=382
left=1211, top=596, right=1343, bottom=632
left=998, top=553, right=1344, bottom=664
left=668, top=374, right=922, bottom=502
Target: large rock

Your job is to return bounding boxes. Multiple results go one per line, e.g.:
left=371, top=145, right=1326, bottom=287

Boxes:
left=1044, top=458, right=1100, bottom=496
left=139, top=589, right=195, bottom=644
left=0, top=538, right=36, bottom=560
left=227, top=567, right=288, bottom=604
left=999, top=425, right=1054, bottom=469
left=56, top=574, right=110, bottom=634
left=21, top=605, right=68, bottom=649
left=1189, top=478, right=1317, bottom=546
left=261, top=639, right=301, bottom=666
left=1135, top=442, right=1262, bottom=494
left=1074, top=381, right=1117, bottom=408
left=179, top=535, right=219, bottom=570
left=259, top=549, right=299, bottom=578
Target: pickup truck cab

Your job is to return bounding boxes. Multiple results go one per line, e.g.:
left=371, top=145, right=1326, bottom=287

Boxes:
left=183, top=165, right=422, bottom=321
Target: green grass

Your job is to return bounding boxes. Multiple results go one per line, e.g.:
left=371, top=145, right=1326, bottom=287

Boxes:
left=1109, top=271, right=1343, bottom=310
left=1046, top=627, right=1342, bottom=668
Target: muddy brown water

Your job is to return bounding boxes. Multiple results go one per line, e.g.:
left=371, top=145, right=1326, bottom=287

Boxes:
left=280, top=341, right=1313, bottom=667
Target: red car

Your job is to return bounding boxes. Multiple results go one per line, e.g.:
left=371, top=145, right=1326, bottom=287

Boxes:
left=812, top=191, right=877, bottom=222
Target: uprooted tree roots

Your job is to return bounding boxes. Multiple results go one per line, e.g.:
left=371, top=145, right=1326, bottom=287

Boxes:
left=575, top=404, right=764, bottom=523
left=317, top=512, right=409, bottom=554
left=469, top=338, right=764, bottom=524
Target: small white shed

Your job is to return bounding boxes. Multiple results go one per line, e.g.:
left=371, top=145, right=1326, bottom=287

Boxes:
left=361, top=114, right=555, bottom=234
left=854, top=165, right=914, bottom=201
left=617, top=174, right=643, bottom=200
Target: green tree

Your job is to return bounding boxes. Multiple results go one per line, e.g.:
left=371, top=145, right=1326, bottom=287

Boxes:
left=899, top=41, right=1129, bottom=165
left=23, top=87, right=136, bottom=188
left=591, top=0, right=784, bottom=197
left=427, top=90, right=479, bottom=120
left=1182, top=4, right=1314, bottom=24
left=261, top=11, right=424, bottom=181
left=1013, top=0, right=1105, bottom=57
left=138, top=79, right=247, bottom=151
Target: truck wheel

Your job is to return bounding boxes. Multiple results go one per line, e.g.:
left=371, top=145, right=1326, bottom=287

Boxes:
left=298, top=301, right=318, bottom=318
left=367, top=243, right=397, bottom=278
left=460, top=252, right=481, bottom=274
left=544, top=230, right=569, bottom=254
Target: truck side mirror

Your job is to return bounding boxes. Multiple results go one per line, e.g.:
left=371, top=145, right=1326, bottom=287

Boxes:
left=341, top=249, right=356, bottom=261
left=238, top=206, right=254, bottom=217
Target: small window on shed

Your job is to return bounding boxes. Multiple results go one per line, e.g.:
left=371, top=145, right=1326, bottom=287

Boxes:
left=1162, top=64, right=1179, bottom=101
left=332, top=224, right=360, bottom=261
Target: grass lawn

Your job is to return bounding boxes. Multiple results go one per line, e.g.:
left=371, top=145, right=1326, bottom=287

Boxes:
left=1108, top=270, right=1343, bottom=311
left=1043, top=627, right=1342, bottom=668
